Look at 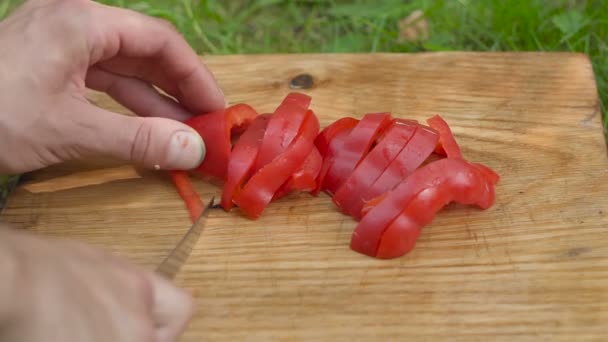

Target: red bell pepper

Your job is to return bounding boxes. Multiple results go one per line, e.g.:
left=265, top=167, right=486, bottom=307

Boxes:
left=331, top=119, right=417, bottom=217
left=350, top=158, right=496, bottom=257
left=253, top=92, right=311, bottom=172
left=315, top=117, right=359, bottom=157
left=234, top=110, right=320, bottom=219
left=273, top=146, right=322, bottom=200
left=321, top=112, right=392, bottom=195
left=313, top=118, right=359, bottom=195
left=221, top=114, right=271, bottom=211
left=185, top=104, right=258, bottom=181
left=169, top=170, right=204, bottom=222
left=351, top=123, right=439, bottom=220
left=427, top=114, right=462, bottom=159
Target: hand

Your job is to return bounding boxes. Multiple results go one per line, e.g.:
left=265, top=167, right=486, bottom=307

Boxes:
left=0, top=0, right=225, bottom=174
left=0, top=226, right=194, bottom=341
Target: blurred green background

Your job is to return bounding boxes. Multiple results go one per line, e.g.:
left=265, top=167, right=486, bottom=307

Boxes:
left=1, top=0, right=606, bottom=206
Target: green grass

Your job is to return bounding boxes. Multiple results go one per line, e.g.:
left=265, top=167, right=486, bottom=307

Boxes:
left=1, top=0, right=607, bottom=205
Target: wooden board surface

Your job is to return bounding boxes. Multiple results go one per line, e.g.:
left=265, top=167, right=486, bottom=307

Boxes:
left=2, top=52, right=608, bottom=341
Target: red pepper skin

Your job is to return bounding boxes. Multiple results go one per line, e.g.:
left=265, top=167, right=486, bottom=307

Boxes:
left=352, top=123, right=439, bottom=220
left=315, top=117, right=359, bottom=157
left=321, top=113, right=393, bottom=195
left=253, top=93, right=311, bottom=172
left=169, top=170, right=204, bottom=223
left=234, top=110, right=320, bottom=219
left=350, top=158, right=496, bottom=257
left=288, top=146, right=322, bottom=191
left=312, top=119, right=359, bottom=196
left=375, top=186, right=451, bottom=258
left=472, top=162, right=500, bottom=185
left=332, top=120, right=417, bottom=217
left=185, top=104, right=258, bottom=181
left=427, top=115, right=462, bottom=159
left=221, top=114, right=271, bottom=211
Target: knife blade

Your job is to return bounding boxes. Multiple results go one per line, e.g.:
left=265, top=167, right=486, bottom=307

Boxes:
left=156, top=196, right=215, bottom=279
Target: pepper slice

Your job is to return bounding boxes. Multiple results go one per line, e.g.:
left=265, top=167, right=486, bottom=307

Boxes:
left=234, top=110, right=320, bottom=219
left=321, top=112, right=392, bottom=195
left=315, top=117, right=359, bottom=157
left=332, top=120, right=417, bottom=217
left=221, top=114, right=271, bottom=211
left=253, top=92, right=311, bottom=172
left=185, top=104, right=258, bottom=181
left=313, top=118, right=359, bottom=195
left=427, top=114, right=462, bottom=159
left=287, top=146, right=322, bottom=192
left=350, top=158, right=496, bottom=257
left=351, top=123, right=439, bottom=220
left=169, top=170, right=204, bottom=223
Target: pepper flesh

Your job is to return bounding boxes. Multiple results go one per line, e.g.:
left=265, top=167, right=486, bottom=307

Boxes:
left=253, top=92, right=311, bottom=172
left=273, top=146, right=322, bottom=200
left=321, top=112, right=392, bottom=195
left=221, top=114, right=271, bottom=211
left=351, top=123, right=439, bottom=220
left=350, top=158, right=496, bottom=257
left=234, top=110, right=320, bottom=219
left=185, top=104, right=258, bottom=181
left=169, top=170, right=204, bottom=223
left=313, top=118, right=359, bottom=195
left=427, top=114, right=462, bottom=159
left=332, top=120, right=417, bottom=217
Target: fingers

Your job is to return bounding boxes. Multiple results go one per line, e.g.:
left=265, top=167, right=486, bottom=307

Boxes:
left=85, top=66, right=193, bottom=122
left=68, top=100, right=205, bottom=170
left=148, top=273, right=195, bottom=342
left=89, top=2, right=225, bottom=115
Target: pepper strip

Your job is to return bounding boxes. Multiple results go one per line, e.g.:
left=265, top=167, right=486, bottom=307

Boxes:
left=350, top=158, right=496, bottom=257
left=321, top=112, right=392, bottom=195
left=185, top=104, right=258, bottom=181
left=279, top=146, right=323, bottom=197
left=169, top=170, right=204, bottom=223
left=332, top=120, right=417, bottom=217
left=221, top=114, right=271, bottom=211
left=253, top=92, right=311, bottom=172
left=234, top=110, right=320, bottom=219
left=426, top=114, right=462, bottom=159
left=312, top=118, right=359, bottom=195
left=351, top=123, right=438, bottom=220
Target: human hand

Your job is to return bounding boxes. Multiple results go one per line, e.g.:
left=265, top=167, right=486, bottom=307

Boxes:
left=0, top=0, right=225, bottom=174
left=0, top=226, right=194, bottom=341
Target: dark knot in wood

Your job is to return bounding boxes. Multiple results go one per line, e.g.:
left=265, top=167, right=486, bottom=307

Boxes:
left=289, top=74, right=314, bottom=89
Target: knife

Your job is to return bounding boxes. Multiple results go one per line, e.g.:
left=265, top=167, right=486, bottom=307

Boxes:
left=156, top=196, right=215, bottom=279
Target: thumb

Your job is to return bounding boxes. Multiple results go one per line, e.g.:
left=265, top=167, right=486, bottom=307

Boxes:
left=73, top=102, right=206, bottom=170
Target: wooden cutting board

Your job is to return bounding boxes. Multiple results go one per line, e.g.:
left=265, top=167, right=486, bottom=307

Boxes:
left=2, top=52, right=607, bottom=341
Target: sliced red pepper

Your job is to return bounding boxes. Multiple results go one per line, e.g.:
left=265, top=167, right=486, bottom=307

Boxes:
left=350, top=158, right=496, bottom=257
left=312, top=119, right=359, bottom=196
left=253, top=92, right=311, bottom=172
left=321, top=112, right=392, bottom=195
left=315, top=117, right=359, bottom=156
left=472, top=162, right=500, bottom=185
left=332, top=120, right=417, bottom=217
left=185, top=104, right=258, bottom=181
left=273, top=146, right=322, bottom=200
left=234, top=110, right=320, bottom=219
left=220, top=114, right=271, bottom=211
left=351, top=123, right=439, bottom=220
left=375, top=186, right=450, bottom=258
left=169, top=170, right=204, bottom=223
left=427, top=115, right=462, bottom=159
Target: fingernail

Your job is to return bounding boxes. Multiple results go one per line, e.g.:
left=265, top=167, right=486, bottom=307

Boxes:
left=166, top=131, right=206, bottom=170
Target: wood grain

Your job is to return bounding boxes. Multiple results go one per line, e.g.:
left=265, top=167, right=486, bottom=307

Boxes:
left=2, top=52, right=607, bottom=341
